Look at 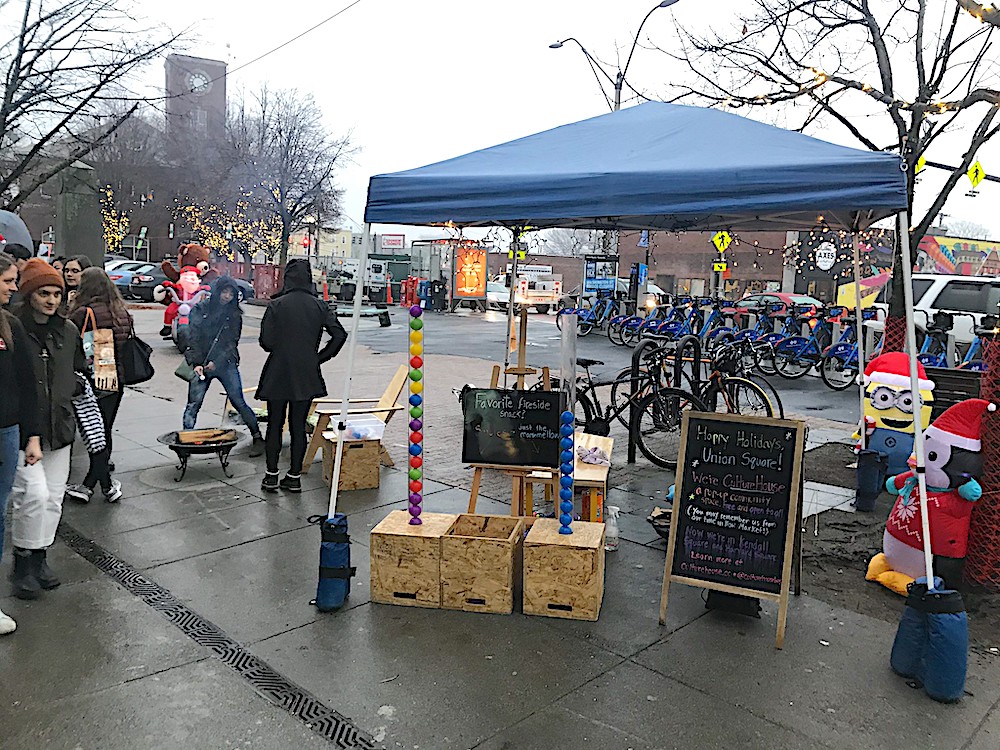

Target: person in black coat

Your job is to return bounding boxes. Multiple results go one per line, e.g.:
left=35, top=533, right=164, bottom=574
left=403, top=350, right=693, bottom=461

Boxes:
left=182, top=276, right=265, bottom=457
left=256, top=259, right=346, bottom=493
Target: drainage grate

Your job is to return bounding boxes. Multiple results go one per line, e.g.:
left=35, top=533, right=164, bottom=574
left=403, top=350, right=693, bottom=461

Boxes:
left=58, top=525, right=378, bottom=750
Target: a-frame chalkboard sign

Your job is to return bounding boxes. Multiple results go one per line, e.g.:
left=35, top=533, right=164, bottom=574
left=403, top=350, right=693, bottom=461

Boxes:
left=658, top=411, right=806, bottom=649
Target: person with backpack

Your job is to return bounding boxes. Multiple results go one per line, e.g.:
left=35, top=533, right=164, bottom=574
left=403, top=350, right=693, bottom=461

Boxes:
left=257, top=259, right=347, bottom=493
left=64, top=267, right=132, bottom=503
left=8, top=259, right=88, bottom=600
left=181, top=276, right=264, bottom=457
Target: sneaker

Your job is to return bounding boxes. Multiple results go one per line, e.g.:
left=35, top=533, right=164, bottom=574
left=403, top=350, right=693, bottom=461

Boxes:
left=249, top=436, right=265, bottom=457
left=261, top=472, right=279, bottom=493
left=64, top=484, right=93, bottom=503
left=279, top=474, right=302, bottom=493
left=103, top=479, right=123, bottom=504
left=159, top=325, right=172, bottom=338
left=0, top=608, right=15, bottom=635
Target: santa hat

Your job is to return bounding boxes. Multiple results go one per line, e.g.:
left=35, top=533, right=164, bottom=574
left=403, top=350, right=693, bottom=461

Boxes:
left=925, top=398, right=992, bottom=452
left=863, top=352, right=934, bottom=392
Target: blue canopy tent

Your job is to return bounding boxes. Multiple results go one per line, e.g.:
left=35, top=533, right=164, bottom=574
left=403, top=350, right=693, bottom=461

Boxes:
left=364, top=102, right=905, bottom=233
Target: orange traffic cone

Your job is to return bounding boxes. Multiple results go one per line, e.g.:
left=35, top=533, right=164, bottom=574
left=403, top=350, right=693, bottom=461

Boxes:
left=386, top=281, right=393, bottom=304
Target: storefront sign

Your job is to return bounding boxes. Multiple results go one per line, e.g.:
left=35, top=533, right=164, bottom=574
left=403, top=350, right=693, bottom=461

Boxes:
left=815, top=241, right=837, bottom=271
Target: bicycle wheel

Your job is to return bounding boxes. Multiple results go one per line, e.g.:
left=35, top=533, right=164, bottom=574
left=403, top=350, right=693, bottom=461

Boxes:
left=755, top=341, right=777, bottom=376
left=773, top=337, right=814, bottom=379
left=608, top=319, right=625, bottom=346
left=820, top=351, right=858, bottom=391
left=748, top=375, right=785, bottom=419
left=632, top=388, right=707, bottom=469
left=610, top=368, right=654, bottom=428
left=528, top=376, right=595, bottom=429
left=621, top=323, right=641, bottom=347
left=713, top=377, right=777, bottom=418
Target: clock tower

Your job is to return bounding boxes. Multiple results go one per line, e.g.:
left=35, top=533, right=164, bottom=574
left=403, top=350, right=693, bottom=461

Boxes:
left=165, top=53, right=227, bottom=145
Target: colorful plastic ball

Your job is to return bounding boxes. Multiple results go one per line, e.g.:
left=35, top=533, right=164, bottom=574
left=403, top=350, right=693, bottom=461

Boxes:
left=410, top=381, right=423, bottom=394
left=409, top=443, right=422, bottom=456
left=409, top=305, right=423, bottom=317
left=409, top=330, right=423, bottom=344
left=560, top=462, right=573, bottom=475
left=409, top=506, right=422, bottom=518
left=409, top=456, right=422, bottom=468
left=409, top=318, right=424, bottom=331
left=409, top=492, right=422, bottom=504
left=409, top=405, right=423, bottom=419
left=560, top=437, right=573, bottom=450
left=560, top=476, right=573, bottom=488
left=559, top=513, right=573, bottom=526
left=409, top=480, right=423, bottom=493
left=410, top=431, right=423, bottom=444
left=409, top=369, right=423, bottom=381
left=559, top=488, right=573, bottom=502
left=408, top=468, right=422, bottom=481
left=559, top=424, right=574, bottom=437
left=561, top=450, right=573, bottom=463
left=409, top=419, right=423, bottom=431
left=409, top=394, right=422, bottom=406
left=409, top=343, right=423, bottom=356
left=410, top=356, right=423, bottom=369
left=561, top=410, right=574, bottom=424
left=560, top=500, right=574, bottom=514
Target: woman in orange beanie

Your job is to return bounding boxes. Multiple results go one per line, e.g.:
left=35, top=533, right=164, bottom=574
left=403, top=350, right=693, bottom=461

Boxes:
left=8, top=259, right=88, bottom=600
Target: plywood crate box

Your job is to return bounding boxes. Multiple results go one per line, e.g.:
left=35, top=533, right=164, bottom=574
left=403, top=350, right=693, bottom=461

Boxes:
left=370, top=510, right=458, bottom=608
left=441, top=514, right=524, bottom=615
left=523, top=518, right=606, bottom=621
left=323, top=437, right=380, bottom=491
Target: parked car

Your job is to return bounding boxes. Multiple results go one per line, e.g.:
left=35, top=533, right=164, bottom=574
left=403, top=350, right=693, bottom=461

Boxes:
left=732, top=292, right=823, bottom=324
left=873, top=273, right=1000, bottom=344
left=104, top=254, right=128, bottom=268
left=128, top=267, right=171, bottom=301
left=108, top=262, right=156, bottom=297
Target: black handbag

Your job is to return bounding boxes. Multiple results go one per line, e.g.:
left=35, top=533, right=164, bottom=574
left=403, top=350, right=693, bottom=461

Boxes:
left=120, top=321, right=154, bottom=385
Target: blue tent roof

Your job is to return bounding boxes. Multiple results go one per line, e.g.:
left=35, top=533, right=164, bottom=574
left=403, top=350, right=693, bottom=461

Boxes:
left=364, top=102, right=907, bottom=232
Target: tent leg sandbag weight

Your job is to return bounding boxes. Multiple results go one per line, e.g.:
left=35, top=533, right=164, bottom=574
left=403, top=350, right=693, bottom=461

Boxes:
left=890, top=577, right=968, bottom=703
left=854, top=449, right=888, bottom=512
left=309, top=514, right=356, bottom=612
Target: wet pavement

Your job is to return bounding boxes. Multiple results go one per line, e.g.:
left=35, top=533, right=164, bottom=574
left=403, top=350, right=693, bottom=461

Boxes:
left=1, top=306, right=997, bottom=749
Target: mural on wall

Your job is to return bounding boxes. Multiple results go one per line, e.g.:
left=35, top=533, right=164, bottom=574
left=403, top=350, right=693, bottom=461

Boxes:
left=916, top=235, right=999, bottom=275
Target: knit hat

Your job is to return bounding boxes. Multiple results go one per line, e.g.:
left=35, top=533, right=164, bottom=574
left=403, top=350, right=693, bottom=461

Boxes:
left=925, top=398, right=993, bottom=452
left=18, top=258, right=65, bottom=297
left=863, top=351, right=935, bottom=392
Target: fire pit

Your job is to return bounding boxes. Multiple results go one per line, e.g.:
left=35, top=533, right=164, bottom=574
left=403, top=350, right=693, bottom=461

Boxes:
left=157, top=430, right=240, bottom=482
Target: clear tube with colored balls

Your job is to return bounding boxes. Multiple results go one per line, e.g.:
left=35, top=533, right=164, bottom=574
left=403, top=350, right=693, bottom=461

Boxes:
left=408, top=305, right=425, bottom=525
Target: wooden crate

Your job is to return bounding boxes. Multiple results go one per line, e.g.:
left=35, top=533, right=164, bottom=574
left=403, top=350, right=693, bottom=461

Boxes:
left=322, top=436, right=380, bottom=491
left=370, top=510, right=458, bottom=608
left=441, top=514, right=524, bottom=615
left=523, top=518, right=606, bottom=621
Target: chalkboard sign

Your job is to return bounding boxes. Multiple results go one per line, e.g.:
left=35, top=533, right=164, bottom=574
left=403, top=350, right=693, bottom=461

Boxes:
left=659, top=412, right=805, bottom=648
left=461, top=389, right=565, bottom=469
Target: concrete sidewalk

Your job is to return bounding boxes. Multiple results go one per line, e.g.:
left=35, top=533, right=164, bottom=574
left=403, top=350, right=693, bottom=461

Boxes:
left=1, top=309, right=998, bottom=749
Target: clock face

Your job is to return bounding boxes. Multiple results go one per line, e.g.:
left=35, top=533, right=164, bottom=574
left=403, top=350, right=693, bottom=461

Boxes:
left=187, top=71, right=211, bottom=95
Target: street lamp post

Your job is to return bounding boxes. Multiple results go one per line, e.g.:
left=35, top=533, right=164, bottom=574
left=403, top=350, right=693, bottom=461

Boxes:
left=550, top=1, right=680, bottom=264
left=549, top=0, right=679, bottom=112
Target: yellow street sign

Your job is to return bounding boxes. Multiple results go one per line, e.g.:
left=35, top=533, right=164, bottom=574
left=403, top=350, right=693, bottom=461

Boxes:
left=712, top=261, right=728, bottom=273
left=969, top=161, right=986, bottom=189
left=507, top=249, right=527, bottom=260
left=712, top=231, right=732, bottom=253
left=915, top=155, right=926, bottom=174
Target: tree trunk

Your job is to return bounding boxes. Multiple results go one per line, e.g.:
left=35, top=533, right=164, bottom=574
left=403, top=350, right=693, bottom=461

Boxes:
left=279, top=221, right=290, bottom=267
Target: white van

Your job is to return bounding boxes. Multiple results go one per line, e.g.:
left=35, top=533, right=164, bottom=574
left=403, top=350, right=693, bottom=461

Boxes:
left=874, top=273, right=1000, bottom=344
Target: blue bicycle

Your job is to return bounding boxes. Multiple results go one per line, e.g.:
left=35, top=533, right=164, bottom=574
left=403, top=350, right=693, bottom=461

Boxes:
left=772, top=306, right=838, bottom=379
left=556, top=293, right=621, bottom=336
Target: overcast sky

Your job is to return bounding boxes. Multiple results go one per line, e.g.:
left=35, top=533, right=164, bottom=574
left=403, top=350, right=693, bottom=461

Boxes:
left=144, top=0, right=1000, bottom=242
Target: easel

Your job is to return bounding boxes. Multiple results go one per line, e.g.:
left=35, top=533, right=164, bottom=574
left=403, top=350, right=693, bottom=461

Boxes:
left=467, top=308, right=551, bottom=515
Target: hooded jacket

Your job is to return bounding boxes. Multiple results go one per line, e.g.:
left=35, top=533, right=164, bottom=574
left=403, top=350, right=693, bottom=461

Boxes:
left=184, top=276, right=244, bottom=369
left=255, top=259, right=347, bottom=401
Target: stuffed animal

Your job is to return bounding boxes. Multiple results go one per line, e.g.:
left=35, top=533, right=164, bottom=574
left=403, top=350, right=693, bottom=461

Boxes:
left=867, top=398, right=991, bottom=595
left=156, top=244, right=218, bottom=337
left=855, top=352, right=935, bottom=476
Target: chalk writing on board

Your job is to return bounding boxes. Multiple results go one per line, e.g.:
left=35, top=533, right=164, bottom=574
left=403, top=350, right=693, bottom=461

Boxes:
left=462, top=389, right=565, bottom=468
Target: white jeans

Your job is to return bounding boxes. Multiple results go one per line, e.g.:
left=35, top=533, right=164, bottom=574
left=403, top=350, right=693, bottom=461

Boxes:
left=11, top=445, right=72, bottom=550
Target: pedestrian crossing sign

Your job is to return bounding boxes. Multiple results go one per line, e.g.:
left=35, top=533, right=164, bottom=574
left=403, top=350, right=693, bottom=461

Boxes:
left=712, top=231, right=732, bottom=253
left=968, top=161, right=986, bottom=189
left=712, top=261, right=727, bottom=273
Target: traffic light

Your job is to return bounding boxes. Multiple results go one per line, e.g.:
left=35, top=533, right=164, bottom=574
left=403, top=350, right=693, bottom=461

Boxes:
left=302, top=235, right=311, bottom=248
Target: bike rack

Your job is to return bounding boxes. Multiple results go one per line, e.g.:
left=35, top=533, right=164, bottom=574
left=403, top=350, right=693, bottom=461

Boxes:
left=628, top=338, right=662, bottom=464
left=674, top=334, right=702, bottom=389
